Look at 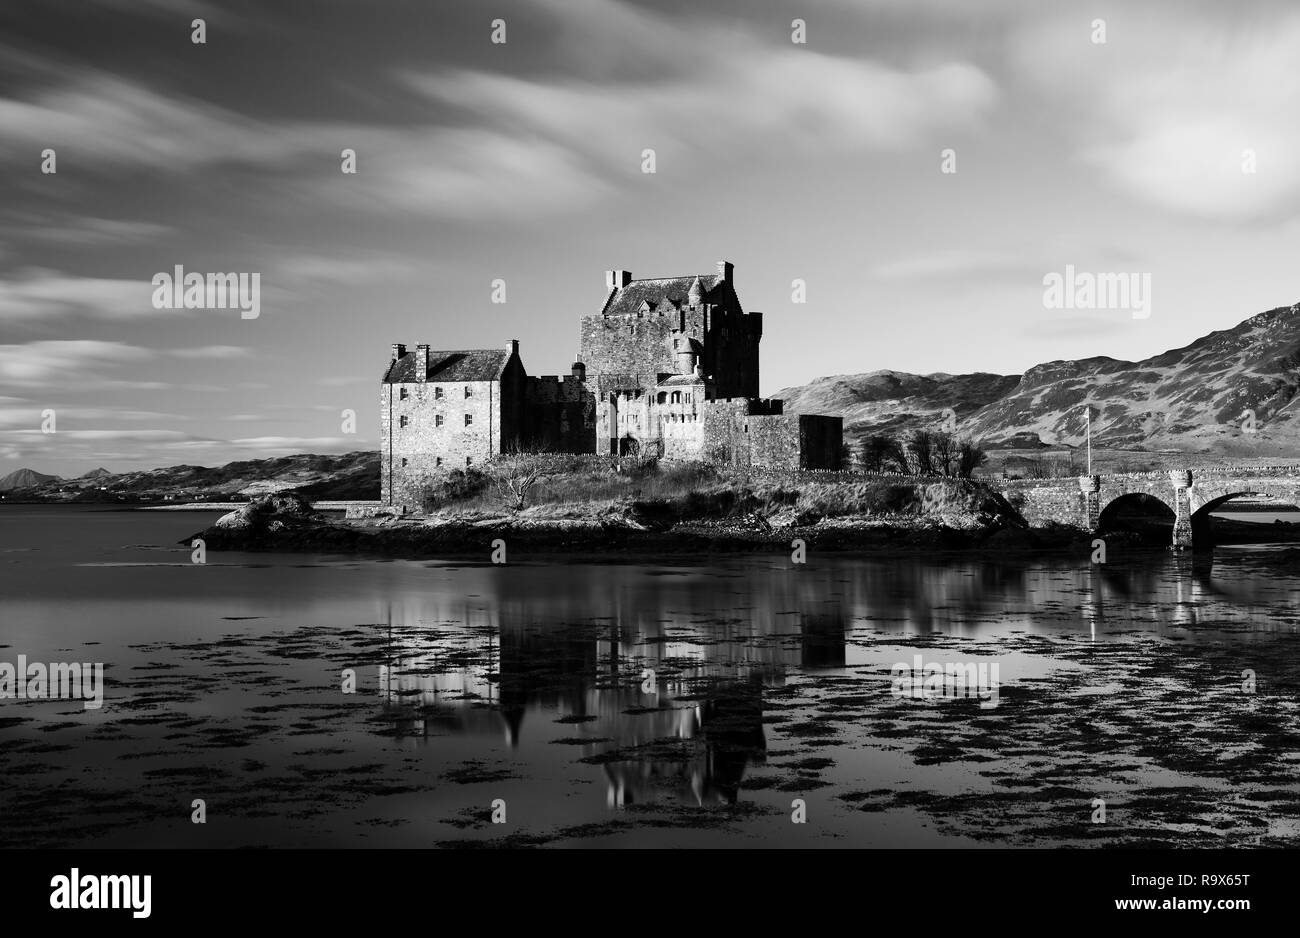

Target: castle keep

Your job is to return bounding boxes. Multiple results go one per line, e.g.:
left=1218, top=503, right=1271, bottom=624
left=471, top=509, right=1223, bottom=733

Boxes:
left=382, top=261, right=842, bottom=509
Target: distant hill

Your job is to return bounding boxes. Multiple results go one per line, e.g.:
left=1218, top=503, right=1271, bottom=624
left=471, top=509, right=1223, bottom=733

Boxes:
left=774, top=370, right=1019, bottom=440
left=0, top=468, right=60, bottom=491
left=79, top=467, right=112, bottom=479
left=7, top=452, right=379, bottom=503
left=776, top=301, right=1300, bottom=456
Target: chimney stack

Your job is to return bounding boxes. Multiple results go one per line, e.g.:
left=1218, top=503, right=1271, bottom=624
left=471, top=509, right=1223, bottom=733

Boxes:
left=414, top=343, right=430, bottom=382
left=606, top=269, right=632, bottom=290
left=505, top=338, right=519, bottom=358
left=716, top=260, right=733, bottom=284
left=391, top=343, right=407, bottom=361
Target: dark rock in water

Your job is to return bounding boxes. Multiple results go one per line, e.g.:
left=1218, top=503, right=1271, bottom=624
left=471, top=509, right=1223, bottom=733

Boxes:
left=981, top=527, right=1038, bottom=550
left=187, top=492, right=323, bottom=547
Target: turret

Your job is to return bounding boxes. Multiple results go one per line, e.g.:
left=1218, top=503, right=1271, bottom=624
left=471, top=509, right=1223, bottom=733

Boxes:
left=674, top=337, right=698, bottom=375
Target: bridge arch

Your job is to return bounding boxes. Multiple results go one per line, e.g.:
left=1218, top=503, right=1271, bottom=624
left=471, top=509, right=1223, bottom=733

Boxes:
left=1189, top=490, right=1300, bottom=547
left=1097, top=492, right=1176, bottom=543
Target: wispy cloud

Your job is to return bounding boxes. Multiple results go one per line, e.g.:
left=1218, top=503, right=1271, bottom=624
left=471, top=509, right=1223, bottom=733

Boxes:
left=0, top=340, right=150, bottom=387
left=21, top=216, right=173, bottom=246
left=169, top=345, right=250, bottom=360
left=0, top=268, right=156, bottom=321
left=0, top=340, right=252, bottom=388
left=0, top=0, right=998, bottom=224
left=0, top=403, right=186, bottom=430
left=1010, top=9, right=1300, bottom=222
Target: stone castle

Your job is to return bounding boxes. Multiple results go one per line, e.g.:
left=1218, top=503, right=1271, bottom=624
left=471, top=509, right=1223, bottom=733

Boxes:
left=381, top=261, right=842, bottom=509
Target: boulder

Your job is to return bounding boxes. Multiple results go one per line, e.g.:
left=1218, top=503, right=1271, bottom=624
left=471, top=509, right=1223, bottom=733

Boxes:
left=207, top=492, right=323, bottom=538
left=201, top=488, right=330, bottom=540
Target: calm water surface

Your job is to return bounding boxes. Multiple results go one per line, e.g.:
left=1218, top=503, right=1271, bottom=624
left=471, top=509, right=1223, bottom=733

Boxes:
left=2, top=505, right=1299, bottom=848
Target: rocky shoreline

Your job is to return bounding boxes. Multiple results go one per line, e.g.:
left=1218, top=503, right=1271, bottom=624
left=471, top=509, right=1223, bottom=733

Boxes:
left=186, top=492, right=1092, bottom=558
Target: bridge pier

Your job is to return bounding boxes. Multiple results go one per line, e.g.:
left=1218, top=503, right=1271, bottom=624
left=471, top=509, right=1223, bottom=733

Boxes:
left=1169, top=470, right=1193, bottom=550
left=1079, top=474, right=1101, bottom=531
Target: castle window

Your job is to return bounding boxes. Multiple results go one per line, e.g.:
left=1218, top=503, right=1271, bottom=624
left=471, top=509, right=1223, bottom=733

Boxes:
left=685, top=393, right=692, bottom=403
left=464, top=386, right=472, bottom=399
left=466, top=457, right=472, bottom=467
left=401, top=458, right=408, bottom=467
left=399, top=415, right=409, bottom=428
left=399, top=387, right=408, bottom=400
left=436, top=457, right=443, bottom=467
left=435, top=387, right=443, bottom=399
left=671, top=391, right=681, bottom=404
left=465, top=414, right=473, bottom=426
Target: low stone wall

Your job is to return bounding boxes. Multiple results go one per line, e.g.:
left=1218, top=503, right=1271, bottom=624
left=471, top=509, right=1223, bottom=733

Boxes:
left=345, top=504, right=404, bottom=520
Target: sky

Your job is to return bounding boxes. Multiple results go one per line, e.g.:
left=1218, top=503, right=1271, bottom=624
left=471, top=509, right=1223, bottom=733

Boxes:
left=2, top=0, right=1299, bottom=476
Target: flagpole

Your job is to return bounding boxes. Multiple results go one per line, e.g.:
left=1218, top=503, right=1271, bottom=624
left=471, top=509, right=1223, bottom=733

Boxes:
left=1085, top=405, right=1092, bottom=476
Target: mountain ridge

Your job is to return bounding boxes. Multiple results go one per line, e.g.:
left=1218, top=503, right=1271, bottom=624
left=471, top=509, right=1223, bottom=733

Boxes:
left=778, top=300, right=1300, bottom=455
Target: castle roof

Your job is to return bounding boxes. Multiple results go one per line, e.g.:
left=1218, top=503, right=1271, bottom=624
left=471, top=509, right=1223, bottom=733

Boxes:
left=601, top=274, right=727, bottom=317
left=383, top=349, right=511, bottom=383
left=659, top=373, right=708, bottom=386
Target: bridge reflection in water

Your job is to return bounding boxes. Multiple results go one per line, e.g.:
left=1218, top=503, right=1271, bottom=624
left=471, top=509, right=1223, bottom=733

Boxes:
left=369, top=550, right=1295, bottom=811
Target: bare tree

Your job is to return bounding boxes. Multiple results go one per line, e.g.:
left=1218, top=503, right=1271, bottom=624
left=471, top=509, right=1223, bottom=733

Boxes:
left=487, top=447, right=553, bottom=510
left=860, top=435, right=894, bottom=472
left=907, top=429, right=936, bottom=475
left=932, top=431, right=956, bottom=477
left=956, top=439, right=988, bottom=478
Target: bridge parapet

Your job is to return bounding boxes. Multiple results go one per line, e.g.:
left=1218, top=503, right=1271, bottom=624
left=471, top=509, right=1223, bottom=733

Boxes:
left=1188, top=464, right=1300, bottom=481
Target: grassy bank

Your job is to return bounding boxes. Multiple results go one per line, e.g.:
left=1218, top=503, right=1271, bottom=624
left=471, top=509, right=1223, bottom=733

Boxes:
left=192, top=457, right=1090, bottom=557
left=418, top=455, right=1002, bottom=526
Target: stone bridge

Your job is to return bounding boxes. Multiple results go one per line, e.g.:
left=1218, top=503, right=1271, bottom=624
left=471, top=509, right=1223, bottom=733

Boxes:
left=992, top=466, right=1300, bottom=549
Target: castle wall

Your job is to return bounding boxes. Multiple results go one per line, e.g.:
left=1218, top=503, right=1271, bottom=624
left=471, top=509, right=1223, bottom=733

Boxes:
left=383, top=379, right=503, bottom=510
left=706, top=309, right=762, bottom=400
left=794, top=414, right=843, bottom=470
left=498, top=355, right=530, bottom=451
left=526, top=375, right=597, bottom=453
left=701, top=399, right=753, bottom=465
left=580, top=310, right=698, bottom=392
left=579, top=289, right=760, bottom=401
left=747, top=415, right=799, bottom=470
left=658, top=389, right=708, bottom=459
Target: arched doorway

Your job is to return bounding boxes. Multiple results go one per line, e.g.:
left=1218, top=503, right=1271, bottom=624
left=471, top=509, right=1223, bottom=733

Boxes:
left=607, top=392, right=619, bottom=456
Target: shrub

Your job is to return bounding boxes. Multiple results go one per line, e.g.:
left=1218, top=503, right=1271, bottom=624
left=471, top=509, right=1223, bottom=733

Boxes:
left=420, top=468, right=489, bottom=512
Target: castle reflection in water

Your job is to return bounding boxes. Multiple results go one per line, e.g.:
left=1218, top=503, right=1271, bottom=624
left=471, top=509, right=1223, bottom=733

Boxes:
left=371, top=550, right=1270, bottom=810
left=374, top=564, right=849, bottom=809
